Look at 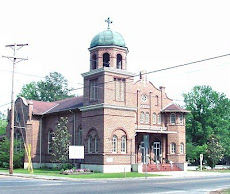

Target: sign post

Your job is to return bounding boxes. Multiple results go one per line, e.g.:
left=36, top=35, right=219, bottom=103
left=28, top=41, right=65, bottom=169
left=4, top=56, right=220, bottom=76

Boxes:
left=139, top=142, right=147, bottom=179
left=200, top=154, right=203, bottom=171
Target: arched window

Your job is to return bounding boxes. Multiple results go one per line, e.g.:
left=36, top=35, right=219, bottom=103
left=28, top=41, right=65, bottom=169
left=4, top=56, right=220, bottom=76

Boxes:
left=15, top=131, right=23, bottom=152
left=145, top=112, right=150, bottom=124
left=92, top=54, right=97, bottom=70
left=116, top=54, right=122, bottom=69
left=152, top=113, right=157, bottom=124
left=170, top=113, right=176, bottom=124
left=157, top=113, right=161, bottom=124
left=112, top=135, right=118, bottom=153
left=16, top=113, right=20, bottom=123
left=103, top=53, right=110, bottom=67
left=121, top=136, right=126, bottom=153
left=95, top=135, right=99, bottom=153
left=88, top=135, right=93, bottom=153
left=170, top=143, right=176, bottom=154
left=78, top=126, right=82, bottom=145
left=180, top=143, right=184, bottom=154
left=48, top=130, right=54, bottom=154
left=140, top=112, right=145, bottom=124
left=156, top=95, right=159, bottom=106
left=179, top=113, right=183, bottom=124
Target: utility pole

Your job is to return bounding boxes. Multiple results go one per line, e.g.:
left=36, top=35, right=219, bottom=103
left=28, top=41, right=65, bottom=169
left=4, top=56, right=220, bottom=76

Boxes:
left=2, top=43, right=28, bottom=174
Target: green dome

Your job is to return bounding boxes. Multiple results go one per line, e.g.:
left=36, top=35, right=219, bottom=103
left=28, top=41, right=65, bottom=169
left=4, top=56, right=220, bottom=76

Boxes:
left=90, top=30, right=126, bottom=48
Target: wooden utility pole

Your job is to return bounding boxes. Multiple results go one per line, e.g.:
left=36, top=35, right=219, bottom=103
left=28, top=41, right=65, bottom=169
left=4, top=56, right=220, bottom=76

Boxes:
left=2, top=43, right=28, bottom=174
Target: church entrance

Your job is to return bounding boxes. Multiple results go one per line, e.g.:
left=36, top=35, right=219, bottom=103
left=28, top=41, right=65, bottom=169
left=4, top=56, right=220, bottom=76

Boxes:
left=135, top=133, right=167, bottom=164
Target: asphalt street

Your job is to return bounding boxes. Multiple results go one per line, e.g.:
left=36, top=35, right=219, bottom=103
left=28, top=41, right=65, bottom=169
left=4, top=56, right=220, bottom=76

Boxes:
left=0, top=173, right=230, bottom=194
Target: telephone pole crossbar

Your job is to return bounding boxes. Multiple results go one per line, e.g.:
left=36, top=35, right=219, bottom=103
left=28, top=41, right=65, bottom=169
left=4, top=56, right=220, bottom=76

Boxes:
left=2, top=43, right=28, bottom=175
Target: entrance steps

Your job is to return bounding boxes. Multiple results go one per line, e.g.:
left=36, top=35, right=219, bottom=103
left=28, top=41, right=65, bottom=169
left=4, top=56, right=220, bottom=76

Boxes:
left=144, top=164, right=182, bottom=172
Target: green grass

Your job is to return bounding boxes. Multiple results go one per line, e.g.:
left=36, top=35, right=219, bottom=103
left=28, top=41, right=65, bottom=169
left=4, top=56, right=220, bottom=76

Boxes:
left=208, top=170, right=230, bottom=173
left=222, top=188, right=230, bottom=193
left=0, top=168, right=161, bottom=179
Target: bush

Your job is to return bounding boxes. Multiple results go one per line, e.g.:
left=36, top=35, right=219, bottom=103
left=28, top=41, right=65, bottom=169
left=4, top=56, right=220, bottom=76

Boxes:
left=58, top=163, right=73, bottom=170
left=0, top=138, right=24, bottom=168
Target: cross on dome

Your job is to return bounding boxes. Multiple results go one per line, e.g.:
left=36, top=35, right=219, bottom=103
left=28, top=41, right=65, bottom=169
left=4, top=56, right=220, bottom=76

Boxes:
left=105, top=17, right=113, bottom=30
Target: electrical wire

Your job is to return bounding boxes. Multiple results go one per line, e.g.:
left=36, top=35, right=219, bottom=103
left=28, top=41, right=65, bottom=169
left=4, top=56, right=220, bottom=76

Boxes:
left=72, top=53, right=230, bottom=92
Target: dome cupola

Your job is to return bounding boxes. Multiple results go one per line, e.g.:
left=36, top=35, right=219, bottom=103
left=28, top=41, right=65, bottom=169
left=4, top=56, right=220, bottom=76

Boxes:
left=89, top=18, right=128, bottom=71
left=90, top=30, right=126, bottom=49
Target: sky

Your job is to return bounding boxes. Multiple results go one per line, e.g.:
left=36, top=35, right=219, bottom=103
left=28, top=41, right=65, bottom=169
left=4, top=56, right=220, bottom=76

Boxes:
left=0, top=0, right=230, bottom=114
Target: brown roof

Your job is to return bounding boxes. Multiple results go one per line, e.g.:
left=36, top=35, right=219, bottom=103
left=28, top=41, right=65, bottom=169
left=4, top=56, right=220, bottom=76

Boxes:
left=46, top=96, right=83, bottom=114
left=27, top=100, right=58, bottom=115
left=161, top=104, right=190, bottom=113
left=27, top=96, right=83, bottom=115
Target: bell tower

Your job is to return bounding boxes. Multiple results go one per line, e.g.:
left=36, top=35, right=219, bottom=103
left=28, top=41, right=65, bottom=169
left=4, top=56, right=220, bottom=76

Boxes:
left=80, top=18, right=136, bottom=172
left=82, top=18, right=134, bottom=107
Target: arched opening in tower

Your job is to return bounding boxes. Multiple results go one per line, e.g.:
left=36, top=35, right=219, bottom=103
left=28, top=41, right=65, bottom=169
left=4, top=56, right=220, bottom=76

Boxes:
left=103, top=53, right=110, bottom=67
left=92, top=54, right=97, bottom=69
left=117, top=54, right=122, bottom=69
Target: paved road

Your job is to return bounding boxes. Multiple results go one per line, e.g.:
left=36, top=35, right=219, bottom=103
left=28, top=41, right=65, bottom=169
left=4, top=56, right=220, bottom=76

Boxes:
left=0, top=173, right=230, bottom=194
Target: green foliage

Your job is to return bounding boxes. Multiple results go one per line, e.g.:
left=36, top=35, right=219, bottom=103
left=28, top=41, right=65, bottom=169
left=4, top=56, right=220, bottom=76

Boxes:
left=205, top=135, right=224, bottom=169
left=186, top=142, right=207, bottom=162
left=0, top=138, right=24, bottom=168
left=184, top=85, right=230, bottom=161
left=50, top=117, right=71, bottom=164
left=0, top=112, right=7, bottom=135
left=18, top=72, right=74, bottom=102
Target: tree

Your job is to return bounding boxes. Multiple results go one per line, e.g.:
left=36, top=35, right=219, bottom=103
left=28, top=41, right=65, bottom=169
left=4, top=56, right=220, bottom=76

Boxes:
left=0, top=112, right=7, bottom=136
left=183, top=85, right=230, bottom=162
left=18, top=72, right=74, bottom=102
left=205, top=135, right=224, bottom=169
left=50, top=117, right=71, bottom=165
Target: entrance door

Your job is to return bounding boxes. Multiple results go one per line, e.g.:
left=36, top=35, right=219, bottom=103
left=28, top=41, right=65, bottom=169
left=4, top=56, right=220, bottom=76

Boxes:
left=153, top=141, right=161, bottom=162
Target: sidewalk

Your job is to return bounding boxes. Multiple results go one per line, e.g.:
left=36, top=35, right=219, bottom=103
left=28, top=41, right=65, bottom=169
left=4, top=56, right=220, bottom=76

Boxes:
left=147, top=170, right=228, bottom=178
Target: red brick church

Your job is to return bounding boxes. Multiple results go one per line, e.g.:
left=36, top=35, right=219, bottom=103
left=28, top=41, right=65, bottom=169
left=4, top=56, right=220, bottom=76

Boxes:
left=7, top=19, right=189, bottom=173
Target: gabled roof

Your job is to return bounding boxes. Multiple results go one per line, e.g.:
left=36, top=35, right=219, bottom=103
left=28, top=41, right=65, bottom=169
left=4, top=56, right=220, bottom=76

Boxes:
left=27, top=96, right=83, bottom=115
left=27, top=100, right=58, bottom=115
left=161, top=103, right=190, bottom=113
left=46, top=96, right=83, bottom=114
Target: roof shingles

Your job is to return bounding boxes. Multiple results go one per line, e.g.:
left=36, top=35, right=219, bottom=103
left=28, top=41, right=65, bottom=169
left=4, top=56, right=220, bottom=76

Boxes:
left=28, top=96, right=83, bottom=115
left=161, top=104, right=190, bottom=113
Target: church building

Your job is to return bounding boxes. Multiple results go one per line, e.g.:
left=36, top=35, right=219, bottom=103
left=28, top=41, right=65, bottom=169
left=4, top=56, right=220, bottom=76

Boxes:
left=7, top=18, right=189, bottom=173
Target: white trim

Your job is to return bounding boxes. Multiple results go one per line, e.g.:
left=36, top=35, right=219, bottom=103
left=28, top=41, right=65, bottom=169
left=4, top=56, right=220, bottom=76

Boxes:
left=136, top=125, right=167, bottom=131
left=88, top=45, right=128, bottom=52
left=136, top=129, right=177, bottom=134
left=81, top=67, right=135, bottom=78
left=80, top=103, right=137, bottom=112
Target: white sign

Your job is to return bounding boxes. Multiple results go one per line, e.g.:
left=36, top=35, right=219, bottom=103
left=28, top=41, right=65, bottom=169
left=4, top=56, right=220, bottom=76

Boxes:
left=69, top=145, right=84, bottom=159
left=200, top=154, right=203, bottom=160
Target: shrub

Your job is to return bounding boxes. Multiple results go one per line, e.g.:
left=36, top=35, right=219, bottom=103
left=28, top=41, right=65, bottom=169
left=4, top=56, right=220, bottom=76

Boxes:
left=0, top=138, right=24, bottom=168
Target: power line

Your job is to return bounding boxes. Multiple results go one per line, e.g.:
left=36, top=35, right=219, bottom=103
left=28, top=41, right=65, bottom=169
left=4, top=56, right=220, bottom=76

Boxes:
left=143, top=53, right=230, bottom=76
left=0, top=69, right=45, bottom=78
left=0, top=102, right=11, bottom=108
left=72, top=53, right=230, bottom=92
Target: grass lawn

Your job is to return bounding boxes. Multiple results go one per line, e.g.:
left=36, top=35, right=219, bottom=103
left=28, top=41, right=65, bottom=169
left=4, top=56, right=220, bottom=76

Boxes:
left=0, top=168, right=161, bottom=179
left=208, top=170, right=230, bottom=173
